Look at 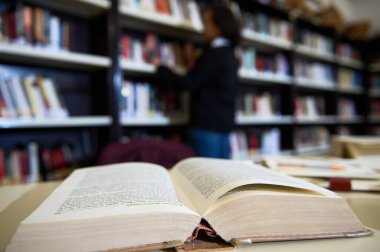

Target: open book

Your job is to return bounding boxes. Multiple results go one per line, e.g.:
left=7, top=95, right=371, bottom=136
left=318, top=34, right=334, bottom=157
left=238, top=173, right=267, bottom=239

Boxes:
left=7, top=158, right=371, bottom=251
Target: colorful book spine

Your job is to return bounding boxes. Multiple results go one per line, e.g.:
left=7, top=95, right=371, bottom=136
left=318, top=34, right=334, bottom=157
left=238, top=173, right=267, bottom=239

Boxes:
left=0, top=5, right=71, bottom=51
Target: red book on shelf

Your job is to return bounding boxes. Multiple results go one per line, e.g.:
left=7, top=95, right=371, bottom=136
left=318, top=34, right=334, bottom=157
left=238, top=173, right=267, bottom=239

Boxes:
left=23, top=6, right=33, bottom=44
left=8, top=12, right=17, bottom=40
left=155, top=0, right=171, bottom=15
left=18, top=149, right=29, bottom=184
left=62, top=22, right=70, bottom=50
left=121, top=34, right=131, bottom=60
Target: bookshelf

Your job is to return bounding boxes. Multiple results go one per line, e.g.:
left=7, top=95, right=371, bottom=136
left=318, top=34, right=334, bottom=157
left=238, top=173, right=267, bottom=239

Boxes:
left=0, top=0, right=374, bottom=185
left=0, top=0, right=113, bottom=185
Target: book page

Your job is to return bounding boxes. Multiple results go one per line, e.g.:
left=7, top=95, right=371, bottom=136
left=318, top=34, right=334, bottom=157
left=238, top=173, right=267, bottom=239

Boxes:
left=24, top=163, right=199, bottom=224
left=171, top=158, right=337, bottom=215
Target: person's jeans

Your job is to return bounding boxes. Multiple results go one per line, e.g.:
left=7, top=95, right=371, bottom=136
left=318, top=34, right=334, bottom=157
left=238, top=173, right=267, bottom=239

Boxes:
left=189, top=128, right=230, bottom=159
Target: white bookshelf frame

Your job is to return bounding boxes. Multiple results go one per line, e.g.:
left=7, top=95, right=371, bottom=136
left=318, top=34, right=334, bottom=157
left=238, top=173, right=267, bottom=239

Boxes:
left=120, top=116, right=188, bottom=126
left=337, top=86, right=364, bottom=95
left=295, top=116, right=337, bottom=124
left=294, top=77, right=336, bottom=91
left=242, top=29, right=292, bottom=50
left=294, top=44, right=335, bottom=63
left=236, top=115, right=294, bottom=125
left=337, top=116, right=364, bottom=124
left=0, top=116, right=112, bottom=129
left=0, top=44, right=111, bottom=69
left=336, top=57, right=364, bottom=69
left=239, top=69, right=292, bottom=85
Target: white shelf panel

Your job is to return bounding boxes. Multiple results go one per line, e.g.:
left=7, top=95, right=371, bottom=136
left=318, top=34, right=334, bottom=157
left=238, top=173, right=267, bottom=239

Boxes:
left=239, top=69, right=292, bottom=85
left=295, top=116, right=337, bottom=124
left=294, top=77, right=336, bottom=91
left=0, top=116, right=112, bottom=129
left=23, top=0, right=110, bottom=18
left=121, top=60, right=156, bottom=73
left=0, top=44, right=111, bottom=69
left=119, top=5, right=201, bottom=33
left=294, top=44, right=335, bottom=63
left=337, top=116, right=364, bottom=124
left=336, top=57, right=364, bottom=69
left=121, top=116, right=188, bottom=126
left=337, top=86, right=364, bottom=94
left=236, top=115, right=294, bottom=125
left=370, top=89, right=380, bottom=98
left=242, top=29, right=292, bottom=50
left=296, top=144, right=331, bottom=155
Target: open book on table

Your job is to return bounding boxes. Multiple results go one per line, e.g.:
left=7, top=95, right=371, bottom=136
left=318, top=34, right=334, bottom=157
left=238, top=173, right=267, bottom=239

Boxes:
left=7, top=158, right=372, bottom=251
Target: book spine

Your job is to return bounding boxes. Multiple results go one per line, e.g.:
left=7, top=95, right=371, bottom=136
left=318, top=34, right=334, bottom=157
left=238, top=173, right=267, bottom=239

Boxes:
left=27, top=142, right=40, bottom=183
left=0, top=77, right=17, bottom=118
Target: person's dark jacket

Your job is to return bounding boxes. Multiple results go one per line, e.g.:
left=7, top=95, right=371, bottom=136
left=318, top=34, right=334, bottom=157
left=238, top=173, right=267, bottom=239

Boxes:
left=156, top=45, right=238, bottom=132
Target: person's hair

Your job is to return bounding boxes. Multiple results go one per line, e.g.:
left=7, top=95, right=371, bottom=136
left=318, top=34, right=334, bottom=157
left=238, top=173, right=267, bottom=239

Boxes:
left=208, top=3, right=241, bottom=47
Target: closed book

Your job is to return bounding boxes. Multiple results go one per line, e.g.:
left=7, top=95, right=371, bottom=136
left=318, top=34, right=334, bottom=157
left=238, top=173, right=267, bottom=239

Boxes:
left=23, top=6, right=33, bottom=44
left=9, top=150, right=21, bottom=184
left=23, top=75, right=45, bottom=118
left=49, top=15, right=60, bottom=50
left=27, top=142, right=40, bottom=183
left=0, top=76, right=17, bottom=118
left=42, top=77, right=68, bottom=118
left=155, top=0, right=171, bottom=15
left=9, top=76, right=32, bottom=118
left=187, top=0, right=202, bottom=30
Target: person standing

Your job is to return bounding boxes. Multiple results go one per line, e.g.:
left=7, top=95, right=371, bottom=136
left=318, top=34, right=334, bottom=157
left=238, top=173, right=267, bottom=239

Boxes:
left=152, top=3, right=241, bottom=158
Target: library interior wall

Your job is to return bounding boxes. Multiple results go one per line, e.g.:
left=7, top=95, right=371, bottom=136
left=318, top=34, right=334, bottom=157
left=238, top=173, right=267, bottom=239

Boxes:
left=330, top=0, right=380, bottom=36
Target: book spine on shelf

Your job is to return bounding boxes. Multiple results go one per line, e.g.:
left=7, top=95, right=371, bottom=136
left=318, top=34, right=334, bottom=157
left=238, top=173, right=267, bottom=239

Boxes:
left=229, top=128, right=281, bottom=159
left=294, top=126, right=330, bottom=151
left=0, top=76, right=17, bottom=118
left=338, top=98, right=357, bottom=119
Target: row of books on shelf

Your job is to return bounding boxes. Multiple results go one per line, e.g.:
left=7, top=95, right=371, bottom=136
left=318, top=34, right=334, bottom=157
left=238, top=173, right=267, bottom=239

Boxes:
left=0, top=4, right=71, bottom=51
left=119, top=33, right=362, bottom=89
left=120, top=0, right=362, bottom=63
left=236, top=92, right=280, bottom=118
left=119, top=80, right=188, bottom=121
left=241, top=10, right=293, bottom=43
left=337, top=68, right=362, bottom=89
left=0, top=142, right=78, bottom=185
left=229, top=128, right=281, bottom=160
left=294, top=96, right=325, bottom=119
left=294, top=126, right=330, bottom=153
left=121, top=0, right=203, bottom=30
left=338, top=98, right=358, bottom=119
left=294, top=60, right=335, bottom=86
left=0, top=74, right=68, bottom=119
left=239, top=48, right=290, bottom=77
left=297, top=29, right=334, bottom=56
left=295, top=96, right=359, bottom=120
left=336, top=42, right=361, bottom=61
left=120, top=33, right=198, bottom=70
